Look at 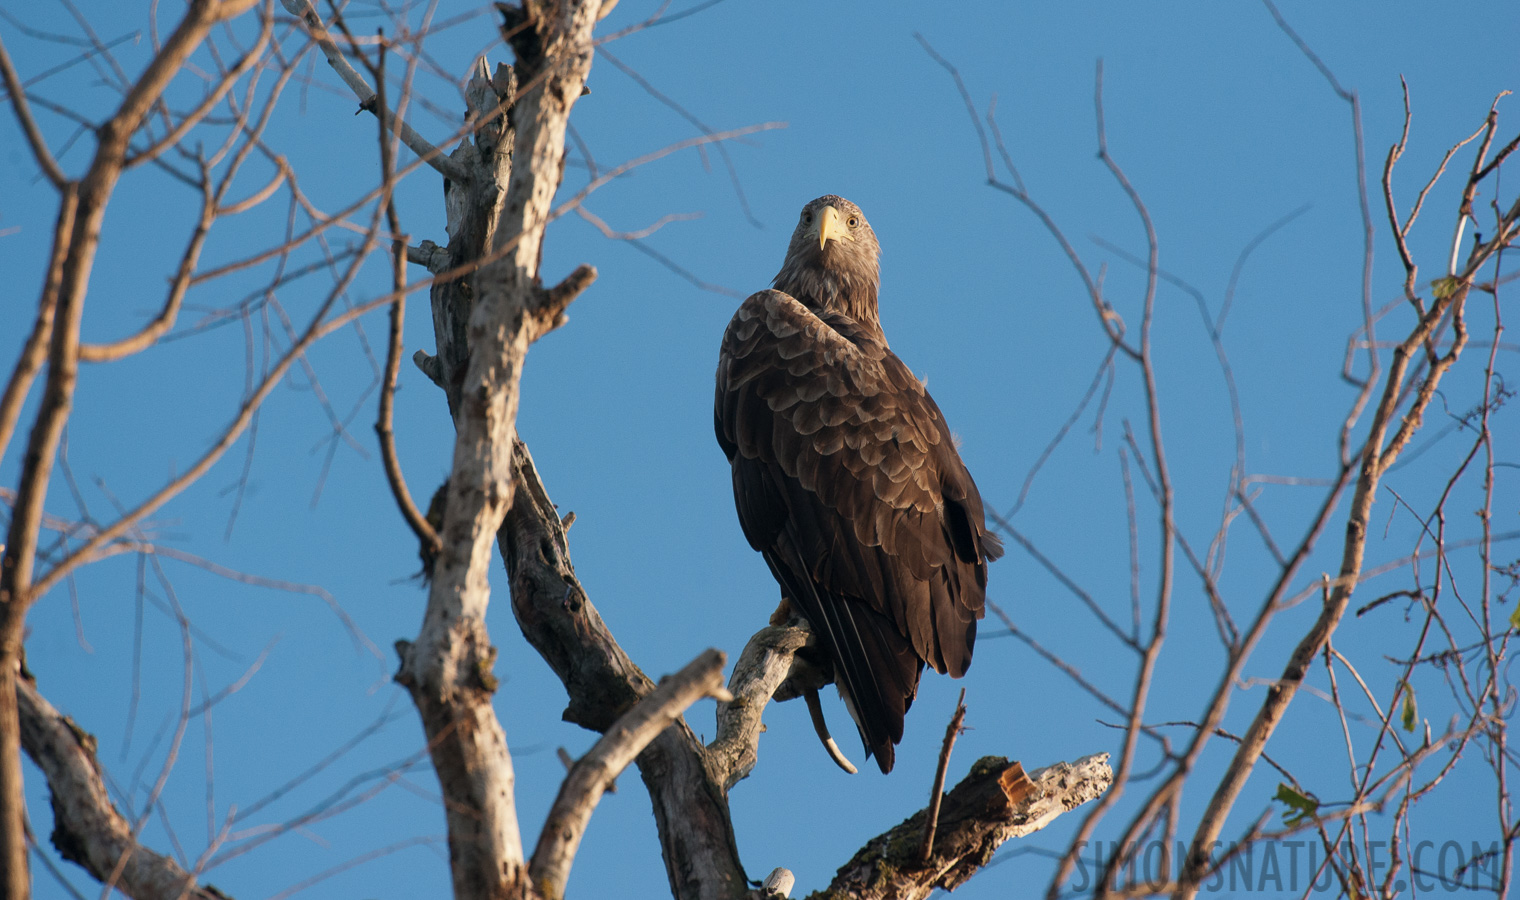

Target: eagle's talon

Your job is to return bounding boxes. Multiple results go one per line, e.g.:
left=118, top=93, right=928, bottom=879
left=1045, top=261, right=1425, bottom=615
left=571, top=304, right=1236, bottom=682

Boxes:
left=804, top=687, right=858, bottom=775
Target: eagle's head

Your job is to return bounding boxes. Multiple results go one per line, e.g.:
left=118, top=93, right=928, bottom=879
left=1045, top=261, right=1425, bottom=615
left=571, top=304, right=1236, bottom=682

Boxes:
left=773, top=195, right=882, bottom=335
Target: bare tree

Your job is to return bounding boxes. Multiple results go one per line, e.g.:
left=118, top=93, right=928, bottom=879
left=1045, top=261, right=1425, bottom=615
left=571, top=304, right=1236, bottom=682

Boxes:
left=1, top=3, right=1108, bottom=899
left=2, top=2, right=1513, bottom=899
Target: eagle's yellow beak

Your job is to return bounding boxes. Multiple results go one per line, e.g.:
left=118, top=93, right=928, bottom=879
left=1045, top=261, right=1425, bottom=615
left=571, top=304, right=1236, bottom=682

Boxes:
left=809, top=204, right=852, bottom=250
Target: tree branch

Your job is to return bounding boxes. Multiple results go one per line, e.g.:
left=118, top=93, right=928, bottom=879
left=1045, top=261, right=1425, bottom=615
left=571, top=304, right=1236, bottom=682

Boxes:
left=16, top=674, right=231, bottom=900
left=2, top=3, right=262, bottom=885
left=824, top=754, right=1113, bottom=900
left=530, top=649, right=731, bottom=899
left=391, top=3, right=601, bottom=896
left=1176, top=103, right=1518, bottom=899
left=277, top=0, right=467, bottom=183
left=706, top=623, right=809, bottom=792
left=501, top=441, right=750, bottom=900
left=0, top=188, right=74, bottom=469
left=0, top=31, right=69, bottom=188
left=373, top=45, right=439, bottom=560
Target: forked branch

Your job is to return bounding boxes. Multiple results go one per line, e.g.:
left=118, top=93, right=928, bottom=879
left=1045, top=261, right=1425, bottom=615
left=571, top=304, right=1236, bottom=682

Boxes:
left=530, top=649, right=731, bottom=898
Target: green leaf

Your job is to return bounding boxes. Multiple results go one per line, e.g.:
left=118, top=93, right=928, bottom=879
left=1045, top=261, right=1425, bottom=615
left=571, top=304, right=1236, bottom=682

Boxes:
left=1401, top=681, right=1417, bottom=732
left=1274, top=783, right=1319, bottom=826
left=1430, top=275, right=1461, bottom=300
left=1509, top=603, right=1520, bottom=632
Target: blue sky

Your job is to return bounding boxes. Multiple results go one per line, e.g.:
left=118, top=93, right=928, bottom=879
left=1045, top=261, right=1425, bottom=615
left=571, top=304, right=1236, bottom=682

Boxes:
left=3, top=1, right=1517, bottom=897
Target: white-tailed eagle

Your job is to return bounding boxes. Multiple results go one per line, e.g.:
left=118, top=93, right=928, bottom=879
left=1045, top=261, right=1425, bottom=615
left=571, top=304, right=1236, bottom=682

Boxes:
left=715, top=195, right=1003, bottom=774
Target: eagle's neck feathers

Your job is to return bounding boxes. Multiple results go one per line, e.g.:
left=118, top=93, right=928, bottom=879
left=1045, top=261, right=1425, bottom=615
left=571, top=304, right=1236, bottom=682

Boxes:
left=773, top=261, right=883, bottom=342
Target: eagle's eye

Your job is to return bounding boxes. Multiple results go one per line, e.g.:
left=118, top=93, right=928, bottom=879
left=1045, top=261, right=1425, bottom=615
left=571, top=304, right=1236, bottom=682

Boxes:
left=847, top=215, right=860, bottom=228
left=802, top=211, right=813, bottom=225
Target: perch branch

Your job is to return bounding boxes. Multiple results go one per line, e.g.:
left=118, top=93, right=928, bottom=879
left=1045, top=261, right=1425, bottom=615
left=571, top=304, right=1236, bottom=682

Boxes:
left=707, top=622, right=811, bottom=790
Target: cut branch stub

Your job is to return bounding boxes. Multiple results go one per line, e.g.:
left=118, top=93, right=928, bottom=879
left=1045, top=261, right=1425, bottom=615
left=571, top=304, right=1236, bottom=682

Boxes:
left=823, top=754, right=1112, bottom=900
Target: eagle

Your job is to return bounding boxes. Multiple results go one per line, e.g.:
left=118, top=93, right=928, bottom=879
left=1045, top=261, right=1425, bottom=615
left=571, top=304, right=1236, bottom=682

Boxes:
left=715, top=195, right=1004, bottom=774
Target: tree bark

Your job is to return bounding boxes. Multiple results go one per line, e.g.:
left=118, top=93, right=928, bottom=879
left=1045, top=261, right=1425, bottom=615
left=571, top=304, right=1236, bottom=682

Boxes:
left=16, top=674, right=230, bottom=900
left=500, top=443, right=751, bottom=900
left=821, top=754, right=1113, bottom=900
left=391, top=2, right=601, bottom=897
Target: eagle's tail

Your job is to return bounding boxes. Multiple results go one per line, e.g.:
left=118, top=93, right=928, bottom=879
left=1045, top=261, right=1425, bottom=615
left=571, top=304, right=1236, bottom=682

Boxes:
left=765, top=542, right=921, bottom=774
left=818, top=591, right=921, bottom=774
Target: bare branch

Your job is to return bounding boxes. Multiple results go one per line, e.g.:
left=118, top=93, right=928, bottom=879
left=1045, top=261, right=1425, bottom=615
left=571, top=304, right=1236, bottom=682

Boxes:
left=391, top=4, right=603, bottom=892
left=501, top=442, right=748, bottom=900
left=373, top=42, right=439, bottom=560
left=826, top=754, right=1112, bottom=900
left=920, top=690, right=967, bottom=863
left=3, top=4, right=268, bottom=880
left=917, top=33, right=1136, bottom=359
left=707, top=623, right=809, bottom=791
left=277, top=0, right=467, bottom=182
left=1177, top=105, right=1516, bottom=900
left=77, top=165, right=215, bottom=363
left=0, top=188, right=75, bottom=467
left=124, top=6, right=274, bottom=168
left=17, top=674, right=230, bottom=900
left=529, top=649, right=730, bottom=898
left=0, top=31, right=69, bottom=187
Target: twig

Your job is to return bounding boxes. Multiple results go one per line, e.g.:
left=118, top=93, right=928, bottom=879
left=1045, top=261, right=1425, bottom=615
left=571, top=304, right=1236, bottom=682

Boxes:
left=78, top=163, right=216, bottom=363
left=921, top=689, right=968, bottom=862
left=1176, top=89, right=1511, bottom=900
left=372, top=37, right=439, bottom=557
left=0, top=31, right=69, bottom=187
left=124, top=6, right=274, bottom=168
left=595, top=46, right=762, bottom=227
left=917, top=32, right=1137, bottom=360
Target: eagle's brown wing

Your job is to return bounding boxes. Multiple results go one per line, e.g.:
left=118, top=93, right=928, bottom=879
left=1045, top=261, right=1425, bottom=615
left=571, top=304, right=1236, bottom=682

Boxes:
left=715, top=289, right=1002, bottom=773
